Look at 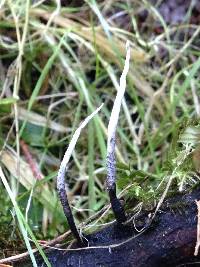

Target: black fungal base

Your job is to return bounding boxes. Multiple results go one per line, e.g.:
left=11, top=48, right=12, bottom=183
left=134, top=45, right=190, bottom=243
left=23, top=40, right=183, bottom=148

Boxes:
left=15, top=190, right=200, bottom=267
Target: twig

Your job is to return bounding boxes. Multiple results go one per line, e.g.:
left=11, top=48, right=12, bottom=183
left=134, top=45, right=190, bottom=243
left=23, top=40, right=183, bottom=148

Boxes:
left=106, top=41, right=130, bottom=223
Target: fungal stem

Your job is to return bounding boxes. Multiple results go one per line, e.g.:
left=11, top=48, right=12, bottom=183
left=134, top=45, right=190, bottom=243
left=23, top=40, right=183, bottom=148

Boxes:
left=57, top=104, right=103, bottom=245
left=57, top=173, right=85, bottom=245
left=106, top=41, right=130, bottom=223
left=106, top=138, right=126, bottom=223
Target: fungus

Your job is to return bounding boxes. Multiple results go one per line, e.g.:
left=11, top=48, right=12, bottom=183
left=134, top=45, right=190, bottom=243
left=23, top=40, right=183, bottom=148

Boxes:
left=57, top=104, right=103, bottom=245
left=106, top=41, right=130, bottom=224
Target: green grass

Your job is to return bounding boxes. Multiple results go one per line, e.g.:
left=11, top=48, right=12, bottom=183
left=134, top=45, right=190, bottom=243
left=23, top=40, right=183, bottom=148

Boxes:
left=0, top=0, right=200, bottom=265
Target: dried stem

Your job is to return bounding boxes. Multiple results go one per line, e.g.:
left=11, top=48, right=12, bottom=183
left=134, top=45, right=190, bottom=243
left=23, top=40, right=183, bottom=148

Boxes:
left=20, top=140, right=43, bottom=180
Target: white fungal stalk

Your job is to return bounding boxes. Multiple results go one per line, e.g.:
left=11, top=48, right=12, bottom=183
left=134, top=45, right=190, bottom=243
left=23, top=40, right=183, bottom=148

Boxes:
left=106, top=41, right=131, bottom=223
left=57, top=103, right=104, bottom=245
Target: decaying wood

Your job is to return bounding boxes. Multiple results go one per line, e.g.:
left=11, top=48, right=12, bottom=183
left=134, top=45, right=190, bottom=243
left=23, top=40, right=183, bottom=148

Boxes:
left=15, top=189, right=200, bottom=267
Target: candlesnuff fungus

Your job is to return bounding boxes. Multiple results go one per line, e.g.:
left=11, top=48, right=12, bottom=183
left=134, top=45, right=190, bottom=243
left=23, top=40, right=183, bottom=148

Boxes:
left=106, top=41, right=130, bottom=224
left=57, top=42, right=130, bottom=245
left=106, top=136, right=127, bottom=223
left=57, top=104, right=103, bottom=246
left=57, top=167, right=85, bottom=245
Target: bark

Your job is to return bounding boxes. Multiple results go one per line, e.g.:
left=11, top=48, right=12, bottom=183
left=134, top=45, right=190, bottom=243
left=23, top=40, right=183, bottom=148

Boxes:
left=19, top=189, right=200, bottom=266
